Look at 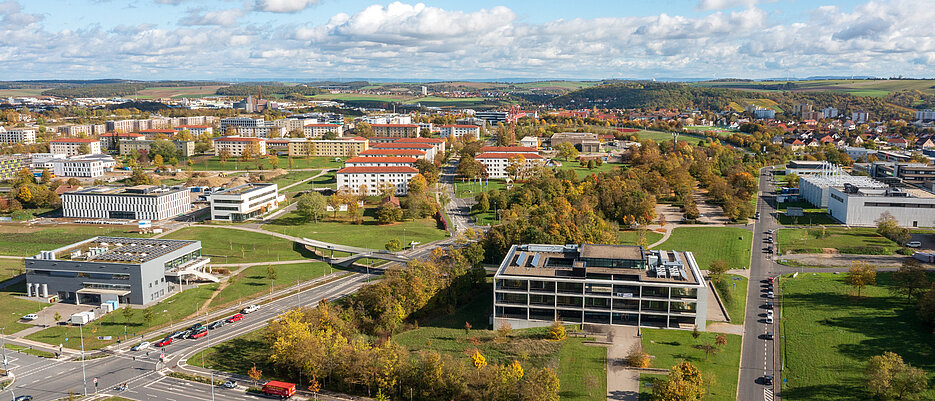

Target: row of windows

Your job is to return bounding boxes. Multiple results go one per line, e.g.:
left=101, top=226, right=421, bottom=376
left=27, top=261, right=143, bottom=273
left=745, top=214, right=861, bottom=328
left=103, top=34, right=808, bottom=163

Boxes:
left=865, top=202, right=935, bottom=209
left=28, top=270, right=130, bottom=280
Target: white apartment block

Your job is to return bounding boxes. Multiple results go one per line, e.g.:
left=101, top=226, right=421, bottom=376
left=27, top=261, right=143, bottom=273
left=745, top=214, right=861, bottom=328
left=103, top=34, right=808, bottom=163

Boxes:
left=106, top=119, right=151, bottom=133
left=394, top=137, right=446, bottom=155
left=344, top=156, right=417, bottom=167
left=337, top=166, right=419, bottom=196
left=302, top=124, right=345, bottom=138
left=220, top=117, right=264, bottom=135
left=213, top=137, right=267, bottom=157
left=235, top=125, right=284, bottom=138
left=370, top=143, right=436, bottom=160
left=274, top=118, right=317, bottom=132
left=0, top=127, right=36, bottom=144
left=209, top=183, right=281, bottom=222
left=476, top=152, right=545, bottom=179
left=439, top=124, right=481, bottom=140
left=823, top=107, right=839, bottom=119
left=356, top=114, right=412, bottom=125
left=175, top=125, right=213, bottom=137
left=358, top=149, right=427, bottom=159
left=58, top=124, right=105, bottom=137
left=917, top=109, right=935, bottom=121
left=52, top=159, right=104, bottom=178
left=370, top=124, right=420, bottom=138
left=50, top=138, right=101, bottom=156
left=853, top=111, right=870, bottom=124
left=62, top=185, right=191, bottom=220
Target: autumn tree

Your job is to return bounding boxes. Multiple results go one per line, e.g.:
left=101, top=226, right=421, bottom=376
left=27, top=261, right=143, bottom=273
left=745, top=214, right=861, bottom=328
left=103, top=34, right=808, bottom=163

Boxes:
left=548, top=321, right=566, bottom=341
left=555, top=142, right=579, bottom=161
left=296, top=192, right=327, bottom=223
left=892, top=258, right=929, bottom=303
left=866, top=352, right=928, bottom=401
left=652, top=361, right=705, bottom=401
left=709, top=260, right=729, bottom=283
left=505, top=154, right=527, bottom=181
left=248, top=364, right=263, bottom=387
left=626, top=343, right=651, bottom=368
left=456, top=154, right=486, bottom=179
left=846, top=261, right=877, bottom=297
left=355, top=122, right=373, bottom=137
left=876, top=211, right=911, bottom=245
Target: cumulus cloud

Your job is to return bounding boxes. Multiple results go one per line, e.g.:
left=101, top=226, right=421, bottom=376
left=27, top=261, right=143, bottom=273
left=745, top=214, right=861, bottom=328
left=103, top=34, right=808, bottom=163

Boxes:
left=179, top=8, right=245, bottom=26
left=255, top=0, right=319, bottom=13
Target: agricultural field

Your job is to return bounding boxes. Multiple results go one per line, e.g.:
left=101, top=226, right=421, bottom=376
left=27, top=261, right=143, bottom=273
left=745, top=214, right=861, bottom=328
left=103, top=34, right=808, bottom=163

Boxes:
left=0, top=88, right=47, bottom=97
left=695, top=79, right=935, bottom=97
left=405, top=96, right=494, bottom=106
left=130, top=85, right=227, bottom=99
left=512, top=80, right=602, bottom=90
left=310, top=93, right=413, bottom=102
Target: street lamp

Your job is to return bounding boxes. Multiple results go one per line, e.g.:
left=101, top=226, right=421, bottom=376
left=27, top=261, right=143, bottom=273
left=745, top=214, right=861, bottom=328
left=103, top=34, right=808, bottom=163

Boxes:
left=1, top=327, right=7, bottom=372
left=79, top=324, right=88, bottom=396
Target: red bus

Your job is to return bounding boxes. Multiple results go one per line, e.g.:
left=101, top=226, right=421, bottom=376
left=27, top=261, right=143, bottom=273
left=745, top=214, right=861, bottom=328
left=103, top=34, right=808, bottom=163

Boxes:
left=262, top=381, right=296, bottom=398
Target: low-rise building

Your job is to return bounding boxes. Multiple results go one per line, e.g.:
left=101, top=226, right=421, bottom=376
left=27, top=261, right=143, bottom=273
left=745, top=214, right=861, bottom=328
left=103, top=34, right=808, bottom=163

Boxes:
left=493, top=244, right=707, bottom=330
left=358, top=149, right=427, bottom=159
left=50, top=138, right=101, bottom=156
left=220, top=117, right=264, bottom=135
left=302, top=124, right=344, bottom=138
left=0, top=154, right=30, bottom=180
left=370, top=142, right=436, bottom=160
left=213, top=136, right=267, bottom=158
left=394, top=137, right=446, bottom=155
left=439, top=124, right=480, bottom=140
left=209, top=183, right=281, bottom=222
left=549, top=132, right=602, bottom=152
left=25, top=237, right=209, bottom=305
left=138, top=129, right=178, bottom=140
left=828, top=185, right=935, bottom=227
left=62, top=185, right=191, bottom=220
left=0, top=127, right=36, bottom=144
left=799, top=172, right=887, bottom=208
left=119, top=140, right=195, bottom=158
left=475, top=152, right=546, bottom=179
left=174, top=125, right=213, bottom=137
left=52, top=158, right=105, bottom=178
left=519, top=136, right=539, bottom=149
left=344, top=156, right=417, bottom=167
left=371, top=124, right=420, bottom=138
left=99, top=132, right=145, bottom=150
left=287, top=137, right=368, bottom=158
left=336, top=166, right=419, bottom=196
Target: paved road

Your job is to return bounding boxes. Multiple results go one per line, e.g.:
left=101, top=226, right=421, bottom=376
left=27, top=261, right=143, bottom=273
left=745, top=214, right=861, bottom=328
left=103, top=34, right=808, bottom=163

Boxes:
left=737, top=167, right=782, bottom=401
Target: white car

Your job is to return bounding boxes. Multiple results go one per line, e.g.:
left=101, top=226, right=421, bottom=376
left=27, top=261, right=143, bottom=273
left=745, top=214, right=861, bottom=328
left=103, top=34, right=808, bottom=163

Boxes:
left=906, top=241, right=923, bottom=248
left=766, top=315, right=774, bottom=324
left=241, top=305, right=259, bottom=314
left=21, top=314, right=38, bottom=321
left=767, top=291, right=774, bottom=299
left=131, top=341, right=151, bottom=351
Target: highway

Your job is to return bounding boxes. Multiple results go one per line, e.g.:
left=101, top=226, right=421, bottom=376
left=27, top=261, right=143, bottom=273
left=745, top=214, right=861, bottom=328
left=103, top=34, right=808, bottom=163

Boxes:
left=737, top=167, right=782, bottom=401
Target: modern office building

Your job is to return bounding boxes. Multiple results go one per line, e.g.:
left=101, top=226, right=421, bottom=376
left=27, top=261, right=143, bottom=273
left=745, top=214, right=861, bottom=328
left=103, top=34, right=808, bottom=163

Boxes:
left=25, top=237, right=211, bottom=305
left=475, top=111, right=509, bottom=125
left=62, top=185, right=191, bottom=220
left=209, top=183, right=281, bottom=221
left=493, top=244, right=708, bottom=331
left=0, top=154, right=30, bottom=180
left=50, top=138, right=102, bottom=156
left=828, top=185, right=935, bottom=227
left=799, top=170, right=888, bottom=208
left=0, top=127, right=36, bottom=144
left=220, top=117, right=264, bottom=134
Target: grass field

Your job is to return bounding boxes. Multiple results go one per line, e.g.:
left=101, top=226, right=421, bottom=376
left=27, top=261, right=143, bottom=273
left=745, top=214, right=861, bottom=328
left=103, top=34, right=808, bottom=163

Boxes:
left=554, top=161, right=619, bottom=179
left=0, top=224, right=151, bottom=257
left=162, top=227, right=309, bottom=264
left=26, top=283, right=219, bottom=350
left=130, top=85, right=226, bottom=99
left=263, top=209, right=448, bottom=250
left=454, top=178, right=507, bottom=198
left=0, top=88, right=47, bottom=97
left=694, top=79, right=935, bottom=97
left=618, top=230, right=664, bottom=247
left=639, top=328, right=742, bottom=401
left=780, top=272, right=935, bottom=400
left=404, top=96, right=494, bottom=106
left=268, top=170, right=323, bottom=189
left=208, top=261, right=337, bottom=308
left=0, top=281, right=49, bottom=334
left=0, top=258, right=24, bottom=282
left=310, top=93, right=412, bottom=102
left=190, top=156, right=343, bottom=171
left=777, top=227, right=900, bottom=255
left=655, top=227, right=752, bottom=270
left=716, top=274, right=748, bottom=324
left=308, top=171, right=337, bottom=189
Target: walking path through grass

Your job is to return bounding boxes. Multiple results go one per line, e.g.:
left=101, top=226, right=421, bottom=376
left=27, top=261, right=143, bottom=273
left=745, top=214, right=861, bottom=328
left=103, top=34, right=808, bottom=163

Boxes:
left=162, top=226, right=311, bottom=264
left=639, top=328, right=742, bottom=401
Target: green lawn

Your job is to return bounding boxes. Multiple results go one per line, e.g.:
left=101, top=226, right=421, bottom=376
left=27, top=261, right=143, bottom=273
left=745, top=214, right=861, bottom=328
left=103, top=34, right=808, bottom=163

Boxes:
left=553, top=161, right=619, bottom=179
left=781, top=272, right=935, bottom=400
left=0, top=281, right=49, bottom=334
left=268, top=170, right=324, bottom=189
left=639, top=328, right=742, bottom=401
left=714, top=274, right=747, bottom=324
left=777, top=227, right=900, bottom=255
left=26, top=283, right=219, bottom=350
left=308, top=171, right=337, bottom=189
left=454, top=179, right=507, bottom=198
left=190, top=156, right=343, bottom=171
left=618, top=230, right=665, bottom=247
left=208, top=261, right=337, bottom=308
left=0, top=224, right=151, bottom=257
left=0, top=258, right=24, bottom=282
left=655, top=227, right=752, bottom=270
left=163, top=227, right=310, bottom=264
left=263, top=209, right=448, bottom=250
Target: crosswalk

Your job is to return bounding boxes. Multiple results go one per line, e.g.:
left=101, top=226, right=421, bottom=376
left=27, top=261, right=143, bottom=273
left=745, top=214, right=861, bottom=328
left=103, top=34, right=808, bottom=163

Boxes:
left=764, top=388, right=774, bottom=401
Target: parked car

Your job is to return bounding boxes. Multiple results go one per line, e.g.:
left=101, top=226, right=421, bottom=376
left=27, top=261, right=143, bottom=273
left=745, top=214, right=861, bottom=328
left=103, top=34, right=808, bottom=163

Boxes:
left=242, top=305, right=259, bottom=314
left=131, top=341, right=151, bottom=351
left=766, top=315, right=773, bottom=324
left=190, top=328, right=208, bottom=339
left=155, top=338, right=173, bottom=347
left=222, top=380, right=237, bottom=389
left=767, top=291, right=774, bottom=299
left=907, top=241, right=923, bottom=248
left=226, top=313, right=243, bottom=323
left=765, top=302, right=773, bottom=310
left=755, top=212, right=760, bottom=219
left=765, top=331, right=773, bottom=340
left=208, top=321, right=224, bottom=330
left=188, top=323, right=204, bottom=331
left=21, top=313, right=38, bottom=321
left=767, top=276, right=774, bottom=284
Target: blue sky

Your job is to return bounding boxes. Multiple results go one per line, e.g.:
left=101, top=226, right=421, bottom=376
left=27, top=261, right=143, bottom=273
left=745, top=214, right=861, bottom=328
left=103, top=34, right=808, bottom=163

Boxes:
left=2, top=0, right=931, bottom=80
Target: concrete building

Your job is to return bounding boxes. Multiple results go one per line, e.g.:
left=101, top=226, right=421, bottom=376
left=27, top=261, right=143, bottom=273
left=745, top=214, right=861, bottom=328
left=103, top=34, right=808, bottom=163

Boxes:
left=52, top=158, right=104, bottom=178
left=475, top=111, right=509, bottom=125
left=344, top=156, right=417, bottom=167
left=394, top=137, right=446, bottom=155
left=356, top=114, right=412, bottom=125
left=209, top=183, right=281, bottom=222
left=853, top=111, right=870, bottom=124
left=439, top=124, right=480, bottom=140
left=99, top=132, right=145, bottom=150
left=219, top=117, right=264, bottom=135
left=213, top=136, right=267, bottom=157
left=119, top=139, right=195, bottom=158
left=287, top=137, right=368, bottom=158
left=519, top=136, right=539, bottom=149
left=480, top=146, right=539, bottom=155
left=107, top=119, right=152, bottom=133
left=138, top=129, right=177, bottom=140
left=0, top=154, right=30, bottom=180
left=869, top=162, right=935, bottom=188
left=917, top=109, right=935, bottom=121
left=25, top=237, right=210, bottom=305
left=174, top=125, right=213, bottom=137
left=823, top=107, right=839, bottom=119
left=302, top=124, right=345, bottom=138
left=62, top=185, right=190, bottom=220
left=336, top=166, right=419, bottom=196
left=549, top=132, right=602, bottom=152
left=492, top=244, right=707, bottom=330
left=370, top=124, right=420, bottom=138
left=799, top=171, right=887, bottom=208
left=370, top=142, right=437, bottom=160
left=828, top=185, right=935, bottom=227
left=357, top=148, right=427, bottom=159
left=0, top=127, right=36, bottom=144
left=273, top=118, right=317, bottom=132
left=475, top=152, right=545, bottom=179
left=234, top=125, right=285, bottom=138
left=50, top=138, right=101, bottom=156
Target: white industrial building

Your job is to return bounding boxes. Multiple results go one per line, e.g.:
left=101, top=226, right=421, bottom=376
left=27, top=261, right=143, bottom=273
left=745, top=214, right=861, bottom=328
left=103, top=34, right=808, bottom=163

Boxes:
left=828, top=185, right=935, bottom=227
left=799, top=169, right=888, bottom=208
left=62, top=185, right=191, bottom=220
left=209, top=183, right=282, bottom=222
left=493, top=244, right=708, bottom=331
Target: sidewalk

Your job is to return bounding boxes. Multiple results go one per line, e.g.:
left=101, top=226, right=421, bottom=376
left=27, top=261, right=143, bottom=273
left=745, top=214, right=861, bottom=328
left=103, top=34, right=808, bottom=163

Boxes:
left=603, top=326, right=640, bottom=401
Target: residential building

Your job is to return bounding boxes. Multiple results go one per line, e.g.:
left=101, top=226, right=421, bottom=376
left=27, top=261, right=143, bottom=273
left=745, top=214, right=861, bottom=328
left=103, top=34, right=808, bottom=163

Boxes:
left=549, top=132, right=602, bottom=152
left=439, top=124, right=480, bottom=140
left=62, top=185, right=191, bottom=220
left=475, top=152, right=545, bottom=179
left=265, top=138, right=294, bottom=153
left=25, top=237, right=209, bottom=305
left=828, top=185, right=935, bottom=227
left=138, top=129, right=177, bottom=140
left=234, top=125, right=285, bottom=138
left=0, top=127, right=36, bottom=144
left=752, top=108, right=775, bottom=119
left=213, top=137, right=267, bottom=157
left=273, top=118, right=317, bottom=132
left=917, top=109, right=935, bottom=121
left=492, top=244, right=707, bottom=330
left=358, top=149, right=427, bottom=159
left=99, top=132, right=144, bottom=150
left=0, top=154, right=30, bottom=180
left=209, top=183, right=281, bottom=222
left=52, top=158, right=105, bottom=178
left=853, top=111, right=870, bottom=124
left=336, top=166, right=419, bottom=196
left=394, top=137, right=446, bottom=155
left=219, top=117, right=264, bottom=135
left=107, top=119, right=151, bottom=133
left=174, top=125, right=213, bottom=137
left=801, top=111, right=824, bottom=121
left=50, top=138, right=101, bottom=156
left=793, top=103, right=812, bottom=115
left=370, top=142, right=436, bottom=160
left=480, top=146, right=539, bottom=155
left=287, top=137, right=368, bottom=158
left=119, top=140, right=195, bottom=158
left=371, top=124, right=420, bottom=138
left=58, top=124, right=104, bottom=136
left=344, top=156, right=417, bottom=167
left=302, top=124, right=344, bottom=138
left=823, top=107, right=839, bottom=119
left=356, top=114, right=412, bottom=125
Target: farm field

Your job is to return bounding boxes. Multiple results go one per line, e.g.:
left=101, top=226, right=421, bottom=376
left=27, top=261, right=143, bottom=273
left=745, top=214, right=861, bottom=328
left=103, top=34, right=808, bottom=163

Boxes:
left=694, top=79, right=935, bottom=97
left=131, top=85, right=226, bottom=99
left=0, top=88, right=47, bottom=97
left=310, top=93, right=412, bottom=102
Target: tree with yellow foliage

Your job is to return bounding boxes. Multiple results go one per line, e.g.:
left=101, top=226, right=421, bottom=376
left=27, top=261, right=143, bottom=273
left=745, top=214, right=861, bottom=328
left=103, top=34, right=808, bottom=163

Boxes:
left=471, top=350, right=487, bottom=369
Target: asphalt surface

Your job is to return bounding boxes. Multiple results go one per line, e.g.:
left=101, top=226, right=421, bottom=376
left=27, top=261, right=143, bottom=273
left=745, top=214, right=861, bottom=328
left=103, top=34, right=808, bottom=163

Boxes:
left=737, top=167, right=782, bottom=401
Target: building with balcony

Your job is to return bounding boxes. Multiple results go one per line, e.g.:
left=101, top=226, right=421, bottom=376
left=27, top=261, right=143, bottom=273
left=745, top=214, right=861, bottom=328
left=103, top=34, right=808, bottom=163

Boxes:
left=25, top=237, right=212, bottom=305
left=0, top=127, right=36, bottom=144
left=50, top=138, right=101, bottom=156
left=493, top=244, right=708, bottom=331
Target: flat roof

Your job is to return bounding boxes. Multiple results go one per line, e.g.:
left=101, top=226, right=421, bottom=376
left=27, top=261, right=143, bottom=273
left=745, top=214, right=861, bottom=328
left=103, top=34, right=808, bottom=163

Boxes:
left=67, top=185, right=187, bottom=196
left=213, top=183, right=276, bottom=196
left=580, top=244, right=643, bottom=260
left=53, top=236, right=198, bottom=264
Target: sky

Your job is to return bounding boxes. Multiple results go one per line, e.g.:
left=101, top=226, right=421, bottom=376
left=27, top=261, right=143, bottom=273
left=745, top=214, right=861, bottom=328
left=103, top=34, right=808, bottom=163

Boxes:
left=0, top=0, right=932, bottom=81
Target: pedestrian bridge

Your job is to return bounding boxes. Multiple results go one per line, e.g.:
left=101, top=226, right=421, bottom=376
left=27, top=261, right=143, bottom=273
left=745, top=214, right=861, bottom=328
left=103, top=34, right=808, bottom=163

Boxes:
left=298, top=237, right=412, bottom=267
